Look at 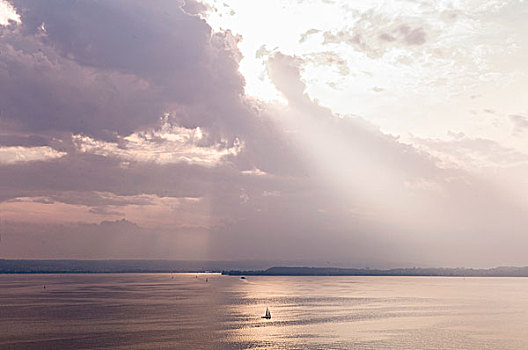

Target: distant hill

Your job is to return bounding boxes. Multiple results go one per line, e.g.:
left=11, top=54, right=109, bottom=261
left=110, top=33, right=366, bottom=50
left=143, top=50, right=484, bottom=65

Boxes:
left=223, top=266, right=528, bottom=277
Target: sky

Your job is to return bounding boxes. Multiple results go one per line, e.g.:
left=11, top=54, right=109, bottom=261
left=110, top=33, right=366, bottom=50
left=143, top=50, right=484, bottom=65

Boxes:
left=0, top=0, right=527, bottom=267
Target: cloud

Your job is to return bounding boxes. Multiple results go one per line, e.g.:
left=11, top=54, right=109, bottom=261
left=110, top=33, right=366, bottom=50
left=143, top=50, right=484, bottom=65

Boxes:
left=395, top=25, right=427, bottom=45
left=0, top=0, right=20, bottom=25
left=235, top=52, right=528, bottom=266
left=1, top=192, right=213, bottom=233
left=321, top=21, right=428, bottom=58
left=181, top=0, right=210, bottom=15
left=0, top=34, right=161, bottom=138
left=299, top=28, right=320, bottom=43
left=241, top=168, right=268, bottom=176
left=2, top=0, right=528, bottom=267
left=510, top=114, right=528, bottom=135
left=0, top=132, right=50, bottom=147
left=39, top=191, right=156, bottom=208
left=303, top=52, right=350, bottom=76
left=0, top=155, right=222, bottom=202
left=72, top=117, right=243, bottom=166
left=0, top=0, right=289, bottom=217
left=88, top=207, right=125, bottom=216
left=0, top=0, right=246, bottom=139
left=410, top=134, right=528, bottom=169
left=0, top=145, right=65, bottom=164
left=0, top=219, right=202, bottom=259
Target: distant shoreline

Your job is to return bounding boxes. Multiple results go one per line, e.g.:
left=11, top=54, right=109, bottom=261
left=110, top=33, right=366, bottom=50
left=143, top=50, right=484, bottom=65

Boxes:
left=0, top=271, right=221, bottom=274
left=0, top=259, right=230, bottom=274
left=2, top=260, right=528, bottom=277
left=223, top=266, right=528, bottom=277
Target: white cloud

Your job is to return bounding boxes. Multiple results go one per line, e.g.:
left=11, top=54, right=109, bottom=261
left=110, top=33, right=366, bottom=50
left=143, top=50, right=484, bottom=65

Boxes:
left=73, top=118, right=243, bottom=166
left=0, top=0, right=20, bottom=26
left=241, top=167, right=268, bottom=176
left=0, top=146, right=66, bottom=164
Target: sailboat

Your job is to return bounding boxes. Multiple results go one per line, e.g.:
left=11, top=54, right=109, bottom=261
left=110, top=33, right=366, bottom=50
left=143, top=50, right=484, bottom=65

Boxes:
left=262, top=307, right=271, bottom=319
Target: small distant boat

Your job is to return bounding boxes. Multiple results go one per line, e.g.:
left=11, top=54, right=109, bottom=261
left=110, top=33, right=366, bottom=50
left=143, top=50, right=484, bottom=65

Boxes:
left=240, top=276, right=246, bottom=279
left=261, top=307, right=271, bottom=319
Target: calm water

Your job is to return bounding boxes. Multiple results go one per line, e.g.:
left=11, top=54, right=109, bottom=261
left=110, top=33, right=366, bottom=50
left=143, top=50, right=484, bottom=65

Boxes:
left=1, top=274, right=528, bottom=349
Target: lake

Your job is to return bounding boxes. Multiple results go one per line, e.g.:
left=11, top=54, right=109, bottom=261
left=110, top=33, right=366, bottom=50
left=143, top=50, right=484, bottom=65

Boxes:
left=1, top=274, right=528, bottom=349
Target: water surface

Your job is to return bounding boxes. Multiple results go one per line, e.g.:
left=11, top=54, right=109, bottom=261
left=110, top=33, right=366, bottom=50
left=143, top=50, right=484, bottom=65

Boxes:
left=1, top=274, right=528, bottom=349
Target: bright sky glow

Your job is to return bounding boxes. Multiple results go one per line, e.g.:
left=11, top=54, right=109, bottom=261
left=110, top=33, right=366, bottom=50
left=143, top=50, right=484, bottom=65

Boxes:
left=200, top=0, right=528, bottom=158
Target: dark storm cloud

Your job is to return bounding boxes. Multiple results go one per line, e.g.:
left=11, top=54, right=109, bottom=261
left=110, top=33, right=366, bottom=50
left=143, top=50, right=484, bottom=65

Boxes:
left=1, top=0, right=303, bottom=181
left=1, top=0, right=245, bottom=137
left=0, top=0, right=304, bottom=202
left=0, top=31, right=160, bottom=138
